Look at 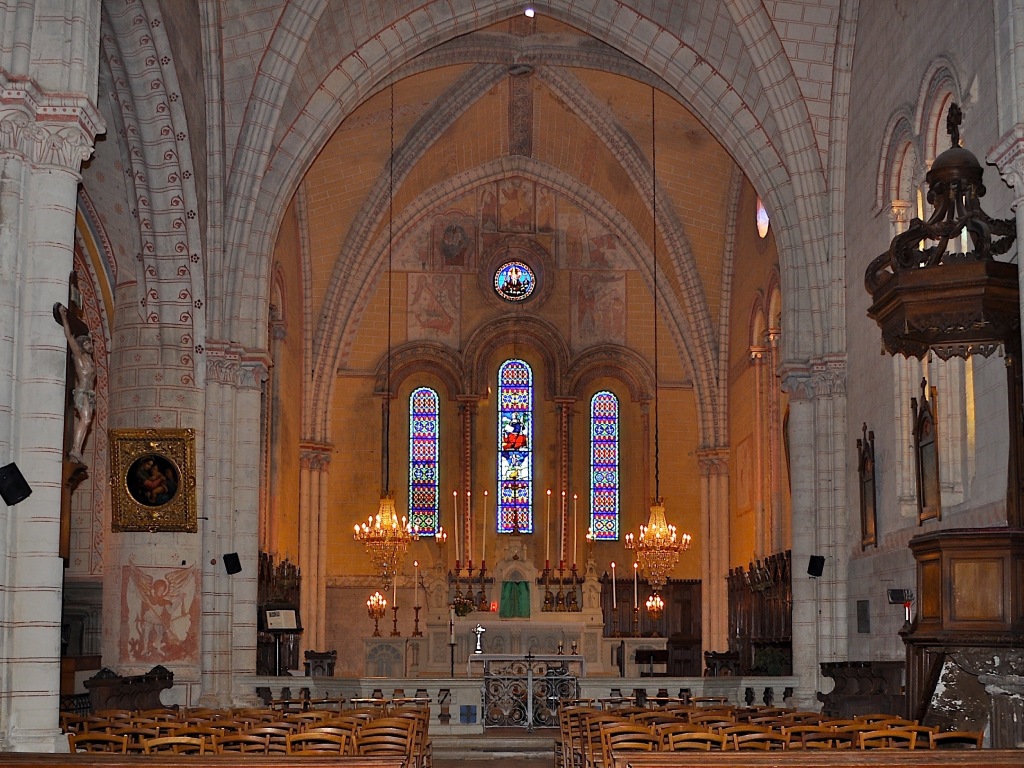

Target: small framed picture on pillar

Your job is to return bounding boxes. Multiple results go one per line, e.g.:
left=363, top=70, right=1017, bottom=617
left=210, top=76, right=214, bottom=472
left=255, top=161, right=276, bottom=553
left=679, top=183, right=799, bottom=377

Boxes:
left=110, top=428, right=197, bottom=532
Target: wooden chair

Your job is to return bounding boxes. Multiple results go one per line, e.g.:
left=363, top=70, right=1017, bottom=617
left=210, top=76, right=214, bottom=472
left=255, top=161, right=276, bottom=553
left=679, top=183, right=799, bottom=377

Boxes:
left=662, top=731, right=727, bottom=751
left=857, top=728, right=917, bottom=749
left=783, top=724, right=832, bottom=749
left=581, top=713, right=630, bottom=768
left=244, top=725, right=294, bottom=753
left=854, top=713, right=908, bottom=724
left=142, top=735, right=207, bottom=754
left=355, top=716, right=417, bottom=761
left=59, top=713, right=88, bottom=734
left=212, top=733, right=271, bottom=754
left=688, top=713, right=735, bottom=728
left=284, top=710, right=334, bottom=727
left=388, top=706, right=432, bottom=768
left=285, top=731, right=350, bottom=754
left=733, top=729, right=789, bottom=750
left=929, top=730, right=984, bottom=749
left=599, top=723, right=659, bottom=768
left=109, top=725, right=161, bottom=753
left=67, top=732, right=128, bottom=753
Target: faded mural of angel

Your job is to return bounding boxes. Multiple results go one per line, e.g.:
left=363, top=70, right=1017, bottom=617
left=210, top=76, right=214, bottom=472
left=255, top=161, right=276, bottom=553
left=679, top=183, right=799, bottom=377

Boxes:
left=121, top=560, right=199, bottom=663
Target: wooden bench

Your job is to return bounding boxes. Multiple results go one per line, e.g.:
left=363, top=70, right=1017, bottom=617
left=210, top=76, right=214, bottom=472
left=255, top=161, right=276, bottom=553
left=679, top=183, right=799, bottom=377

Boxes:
left=0, top=756, right=407, bottom=768
left=613, top=751, right=1023, bottom=768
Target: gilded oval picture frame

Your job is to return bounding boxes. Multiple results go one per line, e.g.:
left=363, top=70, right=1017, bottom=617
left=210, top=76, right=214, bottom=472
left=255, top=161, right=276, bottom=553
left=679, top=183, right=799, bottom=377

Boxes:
left=110, top=428, right=197, bottom=532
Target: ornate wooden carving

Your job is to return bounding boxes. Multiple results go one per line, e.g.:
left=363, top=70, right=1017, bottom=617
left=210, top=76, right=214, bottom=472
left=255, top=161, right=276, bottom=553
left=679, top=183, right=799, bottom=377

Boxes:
left=857, top=423, right=877, bottom=548
left=726, top=551, right=792, bottom=675
left=911, top=382, right=941, bottom=524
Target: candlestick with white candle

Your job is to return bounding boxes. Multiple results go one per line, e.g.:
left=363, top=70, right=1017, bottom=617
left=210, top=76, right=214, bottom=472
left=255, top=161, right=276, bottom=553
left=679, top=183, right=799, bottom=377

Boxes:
left=466, top=490, right=472, bottom=570
left=611, top=562, right=617, bottom=608
left=572, top=493, right=578, bottom=566
left=414, top=560, right=419, bottom=607
left=545, top=489, right=551, bottom=567
left=482, top=490, right=488, bottom=568
left=452, top=490, right=460, bottom=568
left=633, top=561, right=638, bottom=609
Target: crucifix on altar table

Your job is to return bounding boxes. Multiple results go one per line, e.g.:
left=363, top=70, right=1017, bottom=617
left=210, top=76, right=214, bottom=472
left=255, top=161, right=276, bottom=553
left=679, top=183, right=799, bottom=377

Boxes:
left=473, top=623, right=486, bottom=654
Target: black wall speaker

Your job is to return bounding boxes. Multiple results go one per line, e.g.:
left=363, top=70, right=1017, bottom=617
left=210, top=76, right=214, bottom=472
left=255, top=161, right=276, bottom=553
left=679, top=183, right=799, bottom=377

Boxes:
left=807, top=555, right=825, bottom=577
left=0, top=463, right=32, bottom=506
left=223, top=552, right=242, bottom=575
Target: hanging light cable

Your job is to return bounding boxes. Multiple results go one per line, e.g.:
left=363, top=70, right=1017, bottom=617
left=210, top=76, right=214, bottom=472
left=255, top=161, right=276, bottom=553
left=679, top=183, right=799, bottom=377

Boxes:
left=626, top=86, right=691, bottom=597
left=355, top=83, right=417, bottom=588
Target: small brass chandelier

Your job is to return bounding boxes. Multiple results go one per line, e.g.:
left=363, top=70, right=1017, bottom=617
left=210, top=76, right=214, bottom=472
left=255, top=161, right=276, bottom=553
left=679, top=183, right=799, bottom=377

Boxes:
left=625, top=87, right=692, bottom=594
left=354, top=84, right=417, bottom=587
left=645, top=592, right=665, bottom=621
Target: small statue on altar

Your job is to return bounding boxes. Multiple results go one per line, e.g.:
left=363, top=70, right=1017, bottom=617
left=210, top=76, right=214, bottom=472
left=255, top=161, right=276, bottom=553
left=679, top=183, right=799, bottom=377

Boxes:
left=472, top=623, right=486, bottom=654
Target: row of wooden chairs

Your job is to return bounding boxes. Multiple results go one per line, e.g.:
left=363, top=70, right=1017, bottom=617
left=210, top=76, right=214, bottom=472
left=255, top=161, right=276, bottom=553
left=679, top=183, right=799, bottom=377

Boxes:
left=68, top=708, right=431, bottom=767
left=557, top=705, right=984, bottom=768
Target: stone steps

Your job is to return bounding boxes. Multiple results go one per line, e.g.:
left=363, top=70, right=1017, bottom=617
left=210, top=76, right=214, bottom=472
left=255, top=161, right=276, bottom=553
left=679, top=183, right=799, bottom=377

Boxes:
left=432, top=732, right=556, bottom=761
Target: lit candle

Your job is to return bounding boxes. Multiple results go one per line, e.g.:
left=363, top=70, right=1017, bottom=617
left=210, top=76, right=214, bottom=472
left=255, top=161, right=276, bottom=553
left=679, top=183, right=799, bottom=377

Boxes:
left=482, top=490, right=488, bottom=567
left=545, top=489, right=552, bottom=566
left=453, top=490, right=460, bottom=567
left=573, top=493, right=578, bottom=566
left=611, top=562, right=617, bottom=609
left=633, top=561, right=638, bottom=609
left=414, top=560, right=419, bottom=607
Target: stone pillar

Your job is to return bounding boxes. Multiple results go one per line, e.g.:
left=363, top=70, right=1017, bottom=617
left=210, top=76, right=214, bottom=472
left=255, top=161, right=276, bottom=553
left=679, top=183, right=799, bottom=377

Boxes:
left=0, top=76, right=101, bottom=749
left=299, top=441, right=331, bottom=653
left=989, top=122, right=1024, bottom=528
left=783, top=360, right=849, bottom=709
left=749, top=345, right=769, bottom=556
left=202, top=346, right=268, bottom=705
left=697, top=448, right=729, bottom=655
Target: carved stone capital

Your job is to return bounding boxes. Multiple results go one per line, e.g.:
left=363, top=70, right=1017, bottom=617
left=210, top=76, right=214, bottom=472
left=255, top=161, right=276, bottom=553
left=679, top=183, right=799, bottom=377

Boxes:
left=300, top=441, right=332, bottom=471
left=696, top=448, right=730, bottom=476
left=780, top=366, right=813, bottom=401
left=889, top=200, right=913, bottom=229
left=811, top=357, right=847, bottom=397
left=0, top=75, right=104, bottom=171
left=205, top=341, right=270, bottom=389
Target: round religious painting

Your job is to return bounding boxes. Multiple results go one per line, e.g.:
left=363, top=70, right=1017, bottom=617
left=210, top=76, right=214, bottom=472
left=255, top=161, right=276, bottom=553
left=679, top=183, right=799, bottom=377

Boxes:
left=126, top=453, right=181, bottom=508
left=493, top=260, right=536, bottom=302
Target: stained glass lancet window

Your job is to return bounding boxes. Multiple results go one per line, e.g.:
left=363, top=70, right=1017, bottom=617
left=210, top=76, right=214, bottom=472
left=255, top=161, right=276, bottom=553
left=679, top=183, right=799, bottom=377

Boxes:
left=497, top=359, right=533, bottom=533
left=590, top=390, right=620, bottom=539
left=409, top=387, right=440, bottom=534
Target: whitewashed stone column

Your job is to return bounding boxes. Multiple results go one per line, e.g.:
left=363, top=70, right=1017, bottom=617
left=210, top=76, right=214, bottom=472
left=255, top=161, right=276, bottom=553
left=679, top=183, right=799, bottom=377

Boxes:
left=204, top=346, right=267, bottom=705
left=0, top=85, right=101, bottom=749
left=299, top=442, right=331, bottom=651
left=697, top=449, right=729, bottom=655
left=783, top=359, right=849, bottom=708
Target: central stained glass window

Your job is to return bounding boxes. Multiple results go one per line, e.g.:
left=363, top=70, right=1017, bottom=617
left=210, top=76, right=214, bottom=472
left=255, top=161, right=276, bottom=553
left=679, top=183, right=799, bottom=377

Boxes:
left=590, top=390, right=620, bottom=539
left=408, top=387, right=439, bottom=534
left=493, top=260, right=536, bottom=302
left=497, top=359, right=533, bottom=532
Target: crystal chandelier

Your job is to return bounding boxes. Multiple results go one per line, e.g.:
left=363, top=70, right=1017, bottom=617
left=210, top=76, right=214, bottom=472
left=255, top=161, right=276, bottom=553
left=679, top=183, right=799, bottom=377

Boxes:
left=354, top=84, right=417, bottom=588
left=354, top=494, right=416, bottom=588
left=626, top=500, right=691, bottom=592
left=625, top=87, right=692, bottom=594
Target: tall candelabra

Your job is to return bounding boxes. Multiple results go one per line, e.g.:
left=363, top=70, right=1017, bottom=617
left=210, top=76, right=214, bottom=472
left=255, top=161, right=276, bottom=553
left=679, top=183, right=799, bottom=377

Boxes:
left=367, top=591, right=387, bottom=637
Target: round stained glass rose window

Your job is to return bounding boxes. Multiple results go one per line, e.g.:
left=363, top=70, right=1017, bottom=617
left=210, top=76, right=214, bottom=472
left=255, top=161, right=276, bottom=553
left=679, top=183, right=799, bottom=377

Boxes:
left=493, top=260, right=536, bottom=302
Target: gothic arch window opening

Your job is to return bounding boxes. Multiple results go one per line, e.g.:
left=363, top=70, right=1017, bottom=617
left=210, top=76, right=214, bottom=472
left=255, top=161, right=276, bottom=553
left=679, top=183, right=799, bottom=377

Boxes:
left=409, top=386, right=440, bottom=534
left=497, top=359, right=534, bottom=533
left=755, top=198, right=770, bottom=239
left=590, top=390, right=620, bottom=540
